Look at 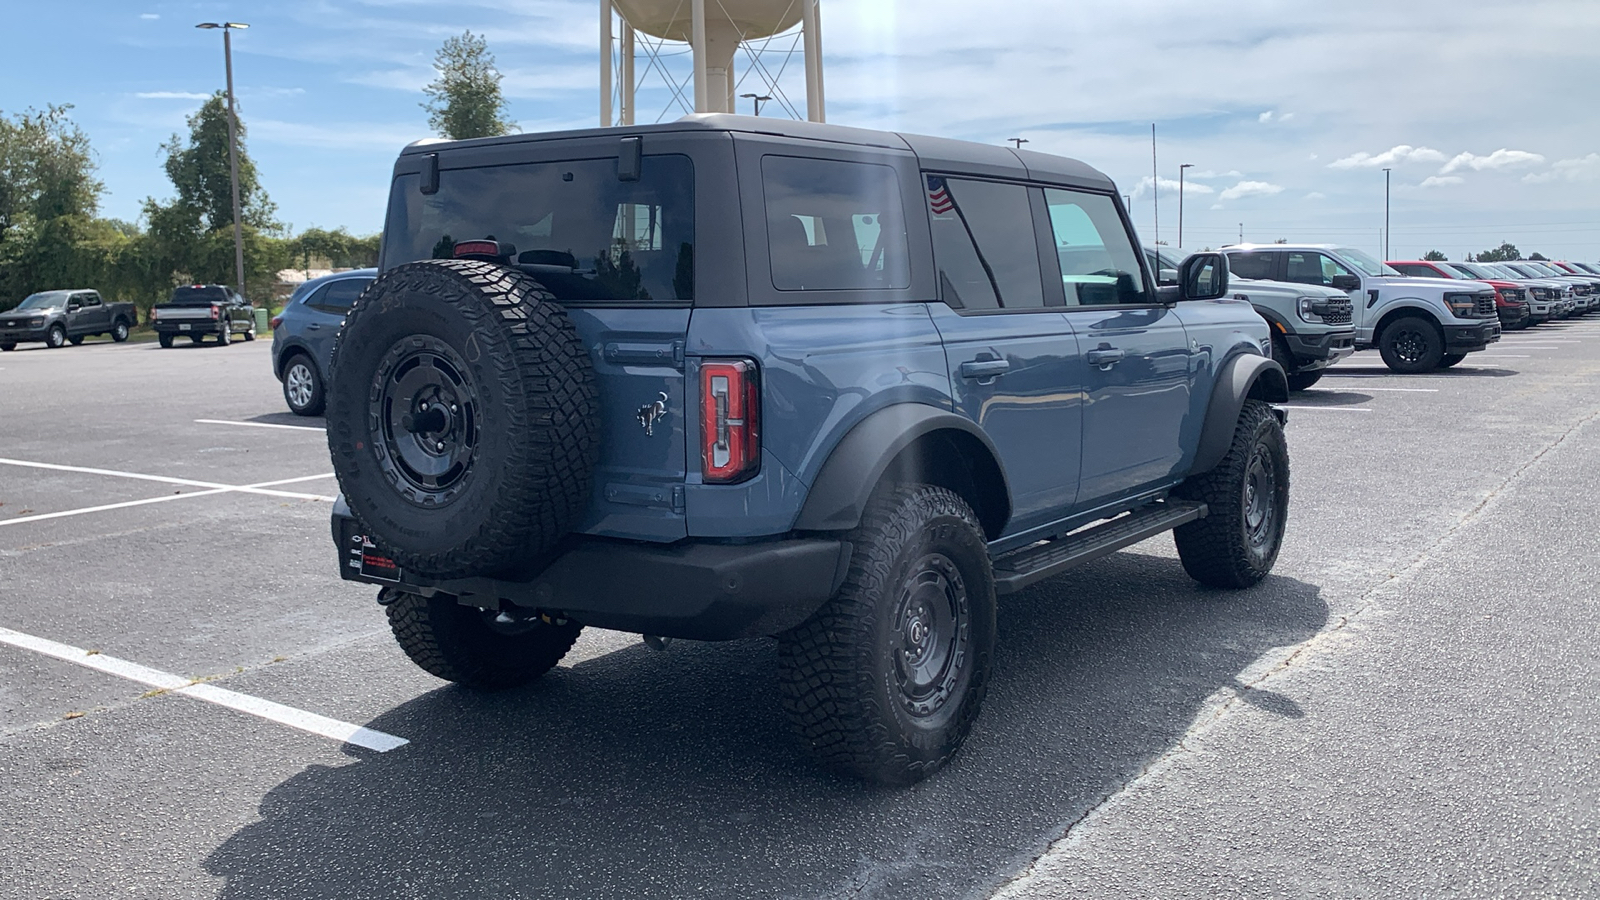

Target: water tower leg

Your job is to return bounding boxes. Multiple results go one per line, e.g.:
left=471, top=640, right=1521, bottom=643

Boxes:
left=803, top=0, right=825, bottom=122
left=600, top=0, right=613, bottom=126
left=621, top=23, right=635, bottom=125
left=691, top=0, right=708, bottom=112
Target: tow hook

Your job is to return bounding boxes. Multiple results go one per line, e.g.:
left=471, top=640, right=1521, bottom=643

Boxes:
left=375, top=587, right=402, bottom=606
left=643, top=635, right=672, bottom=652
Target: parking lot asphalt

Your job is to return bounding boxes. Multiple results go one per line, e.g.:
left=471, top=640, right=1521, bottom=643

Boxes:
left=1, top=325, right=1597, bottom=899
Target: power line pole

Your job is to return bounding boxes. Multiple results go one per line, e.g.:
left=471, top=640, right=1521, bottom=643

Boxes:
left=1178, top=163, right=1193, bottom=248
left=1151, top=124, right=1159, bottom=247
left=198, top=22, right=250, bottom=301
left=1382, top=167, right=1392, bottom=260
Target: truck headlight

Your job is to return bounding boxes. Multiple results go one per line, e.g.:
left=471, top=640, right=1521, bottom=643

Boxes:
left=30, top=317, right=44, bottom=326
left=1442, top=292, right=1476, bottom=316
left=1296, top=297, right=1325, bottom=323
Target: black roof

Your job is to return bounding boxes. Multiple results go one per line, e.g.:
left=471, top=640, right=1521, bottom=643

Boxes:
left=399, top=113, right=1115, bottom=192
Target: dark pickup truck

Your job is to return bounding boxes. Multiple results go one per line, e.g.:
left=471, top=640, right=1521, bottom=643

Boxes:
left=0, top=290, right=136, bottom=350
left=151, top=285, right=257, bottom=348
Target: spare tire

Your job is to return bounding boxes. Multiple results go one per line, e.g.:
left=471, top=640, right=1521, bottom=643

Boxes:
left=326, top=259, right=598, bottom=578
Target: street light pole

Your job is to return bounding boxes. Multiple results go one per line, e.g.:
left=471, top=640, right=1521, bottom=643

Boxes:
left=1007, top=138, right=1029, bottom=149
left=1382, top=167, right=1392, bottom=260
left=1178, top=163, right=1193, bottom=248
left=738, top=92, right=771, bottom=116
left=198, top=22, right=250, bottom=301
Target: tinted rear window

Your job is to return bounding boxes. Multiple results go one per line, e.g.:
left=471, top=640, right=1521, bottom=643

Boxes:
left=169, top=286, right=229, bottom=305
left=762, top=156, right=910, bottom=292
left=384, top=155, right=695, bottom=304
left=1227, top=252, right=1274, bottom=280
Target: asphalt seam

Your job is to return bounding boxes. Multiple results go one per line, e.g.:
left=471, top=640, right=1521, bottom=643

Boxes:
left=985, top=401, right=1600, bottom=899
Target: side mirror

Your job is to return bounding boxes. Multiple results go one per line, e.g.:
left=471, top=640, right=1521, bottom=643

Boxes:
left=1175, top=252, right=1230, bottom=302
left=1331, top=273, right=1361, bottom=292
left=1158, top=267, right=1179, bottom=287
left=67, top=303, right=81, bottom=312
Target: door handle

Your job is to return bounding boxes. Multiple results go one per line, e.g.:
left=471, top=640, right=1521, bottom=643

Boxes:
left=1086, top=348, right=1125, bottom=368
left=959, top=358, right=1011, bottom=379
left=307, top=323, right=321, bottom=330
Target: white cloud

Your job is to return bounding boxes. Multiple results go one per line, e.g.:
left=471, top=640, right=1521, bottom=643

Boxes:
left=1523, top=153, right=1600, bottom=184
left=1329, top=145, right=1447, bottom=169
left=140, top=13, right=159, bottom=19
left=1187, top=169, right=1241, bottom=179
left=1439, top=148, right=1545, bottom=174
left=1219, top=180, right=1284, bottom=201
left=1259, top=111, right=1273, bottom=123
left=1128, top=175, right=1216, bottom=199
left=1419, top=175, right=1465, bottom=188
left=1305, top=192, right=1326, bottom=200
left=134, top=91, right=211, bottom=100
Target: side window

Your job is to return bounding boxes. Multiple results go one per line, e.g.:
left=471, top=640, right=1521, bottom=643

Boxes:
left=762, top=156, right=910, bottom=292
left=1286, top=252, right=1343, bottom=287
left=1228, top=252, right=1274, bottom=281
left=1320, top=254, right=1357, bottom=285
left=300, top=283, right=333, bottom=310
left=1042, top=188, right=1150, bottom=306
left=926, top=177, right=1043, bottom=311
left=313, top=279, right=368, bottom=314
left=82, top=293, right=102, bottom=307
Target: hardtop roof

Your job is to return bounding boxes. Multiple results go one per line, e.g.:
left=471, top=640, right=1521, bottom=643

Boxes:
left=399, top=113, right=1114, bottom=191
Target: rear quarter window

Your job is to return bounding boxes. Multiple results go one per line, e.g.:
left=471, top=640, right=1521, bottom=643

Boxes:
left=761, top=156, right=910, bottom=292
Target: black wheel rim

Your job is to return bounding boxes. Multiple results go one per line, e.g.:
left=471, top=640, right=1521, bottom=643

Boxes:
left=1391, top=328, right=1428, bottom=363
left=369, top=336, right=480, bottom=505
left=1243, top=442, right=1278, bottom=550
left=892, top=553, right=970, bottom=717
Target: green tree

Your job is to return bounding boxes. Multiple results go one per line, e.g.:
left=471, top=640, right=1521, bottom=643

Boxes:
left=1423, top=249, right=1447, bottom=261
left=1475, top=242, right=1521, bottom=262
left=0, top=105, right=107, bottom=308
left=422, top=31, right=517, bottom=140
left=159, top=93, right=277, bottom=232
left=1528, top=251, right=1547, bottom=261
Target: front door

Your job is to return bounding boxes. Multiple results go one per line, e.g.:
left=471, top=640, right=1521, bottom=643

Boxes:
left=924, top=176, right=1084, bottom=535
left=1042, top=187, right=1193, bottom=506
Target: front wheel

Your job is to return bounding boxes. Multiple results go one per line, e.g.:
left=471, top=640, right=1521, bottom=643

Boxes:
left=1172, top=400, right=1290, bottom=588
left=111, top=320, right=130, bottom=342
left=242, top=325, right=256, bottom=342
left=1377, top=316, right=1443, bottom=374
left=778, top=484, right=996, bottom=785
left=1438, top=353, right=1467, bottom=369
left=384, top=589, right=582, bottom=690
left=46, top=325, right=67, bottom=349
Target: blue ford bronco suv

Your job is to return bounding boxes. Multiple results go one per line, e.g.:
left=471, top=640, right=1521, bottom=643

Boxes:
left=328, top=115, right=1290, bottom=784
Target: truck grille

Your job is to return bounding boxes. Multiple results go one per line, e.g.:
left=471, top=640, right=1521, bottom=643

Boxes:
left=1474, top=292, right=1496, bottom=317
left=1322, top=298, right=1353, bottom=325
left=1499, top=288, right=1524, bottom=305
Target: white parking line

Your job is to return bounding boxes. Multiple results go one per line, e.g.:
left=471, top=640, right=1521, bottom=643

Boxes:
left=1353, top=387, right=1439, bottom=392
left=195, top=418, right=325, bottom=433
left=1279, top=406, right=1372, bottom=412
left=1474, top=355, right=1530, bottom=358
left=0, top=626, right=408, bottom=752
left=0, top=458, right=335, bottom=501
left=0, top=472, right=337, bottom=528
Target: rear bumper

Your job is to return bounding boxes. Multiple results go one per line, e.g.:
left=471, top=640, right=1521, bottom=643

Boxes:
left=333, top=503, right=849, bottom=641
left=1443, top=320, right=1502, bottom=354
left=154, top=320, right=226, bottom=335
left=1282, top=329, right=1356, bottom=370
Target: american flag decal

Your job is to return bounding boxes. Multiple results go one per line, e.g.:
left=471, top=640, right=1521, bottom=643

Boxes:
left=927, top=176, right=955, bottom=215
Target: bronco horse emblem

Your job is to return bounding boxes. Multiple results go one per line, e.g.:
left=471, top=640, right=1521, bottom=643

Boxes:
left=636, top=392, right=669, bottom=436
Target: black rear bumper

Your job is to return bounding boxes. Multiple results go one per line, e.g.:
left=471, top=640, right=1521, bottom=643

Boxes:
left=334, top=505, right=850, bottom=641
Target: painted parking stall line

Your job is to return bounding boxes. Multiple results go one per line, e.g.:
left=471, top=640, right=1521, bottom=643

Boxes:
left=1278, top=406, right=1373, bottom=413
left=0, top=473, right=337, bottom=528
left=0, top=458, right=335, bottom=501
left=0, top=627, right=408, bottom=753
left=195, top=418, right=326, bottom=433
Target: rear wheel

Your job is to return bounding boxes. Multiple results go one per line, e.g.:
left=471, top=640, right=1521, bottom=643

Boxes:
left=0, top=343, right=14, bottom=352
left=46, top=325, right=66, bottom=349
left=111, top=320, right=130, bottom=342
left=778, top=484, right=996, bottom=785
left=188, top=334, right=203, bottom=344
left=216, top=323, right=231, bottom=346
left=158, top=334, right=174, bottom=349
left=1172, top=400, right=1290, bottom=588
left=384, top=589, right=582, bottom=690
left=242, top=325, right=256, bottom=341
left=1377, top=316, right=1443, bottom=374
left=1438, top=352, right=1468, bottom=369
left=282, top=355, right=325, bottom=416
left=68, top=335, right=85, bottom=346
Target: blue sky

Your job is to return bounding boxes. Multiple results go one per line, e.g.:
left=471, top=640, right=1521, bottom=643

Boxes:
left=3, top=0, right=1598, bottom=260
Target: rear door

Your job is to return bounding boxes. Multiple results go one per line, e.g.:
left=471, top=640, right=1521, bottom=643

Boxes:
left=924, top=175, right=1084, bottom=534
left=1044, top=187, right=1193, bottom=505
left=383, top=135, right=703, bottom=541
left=303, top=277, right=369, bottom=375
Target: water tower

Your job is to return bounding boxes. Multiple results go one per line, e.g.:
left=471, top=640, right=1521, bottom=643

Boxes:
left=600, top=0, right=825, bottom=125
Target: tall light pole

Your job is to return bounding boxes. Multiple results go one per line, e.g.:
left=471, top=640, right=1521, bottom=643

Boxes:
left=197, top=22, right=249, bottom=300
left=1007, top=137, right=1029, bottom=149
left=1178, top=163, right=1193, bottom=249
left=1382, top=167, right=1392, bottom=260
left=738, top=92, right=771, bottom=116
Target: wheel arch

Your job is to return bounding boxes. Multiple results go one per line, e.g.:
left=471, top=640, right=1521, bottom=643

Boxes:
left=794, top=404, right=1011, bottom=540
left=274, top=342, right=318, bottom=380
left=1191, top=351, right=1288, bottom=477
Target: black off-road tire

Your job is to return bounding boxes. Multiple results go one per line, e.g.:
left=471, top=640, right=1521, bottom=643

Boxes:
left=188, top=334, right=203, bottom=344
left=1437, top=352, right=1467, bottom=369
left=0, top=343, right=14, bottom=352
left=384, top=589, right=583, bottom=690
left=1378, top=316, right=1443, bottom=373
left=158, top=334, right=174, bottom=349
left=1286, top=370, right=1323, bottom=391
left=68, top=335, right=85, bottom=346
left=1172, top=399, right=1289, bottom=588
left=327, top=259, right=598, bottom=579
left=111, top=319, right=130, bottom=342
left=46, top=325, right=66, bottom=349
left=778, top=484, right=996, bottom=786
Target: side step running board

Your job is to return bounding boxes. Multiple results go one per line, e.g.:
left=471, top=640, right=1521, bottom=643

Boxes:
left=991, top=501, right=1207, bottom=595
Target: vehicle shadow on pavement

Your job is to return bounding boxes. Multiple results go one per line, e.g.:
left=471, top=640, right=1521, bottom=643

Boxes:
left=1325, top=366, right=1520, bottom=378
left=1284, top=390, right=1373, bottom=407
left=204, top=552, right=1328, bottom=900
left=243, top=412, right=326, bottom=428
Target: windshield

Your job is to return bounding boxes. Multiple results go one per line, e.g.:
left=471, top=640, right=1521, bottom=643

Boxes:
left=17, top=291, right=70, bottom=310
left=1335, top=247, right=1401, bottom=277
left=1526, top=262, right=1563, bottom=277
left=1501, top=264, right=1537, bottom=278
left=1571, top=262, right=1600, bottom=275
left=1442, top=264, right=1481, bottom=280
left=384, top=154, right=695, bottom=304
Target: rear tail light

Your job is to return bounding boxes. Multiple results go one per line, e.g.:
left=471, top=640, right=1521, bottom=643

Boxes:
left=269, top=315, right=283, bottom=329
left=210, top=306, right=220, bottom=320
left=700, top=359, right=760, bottom=484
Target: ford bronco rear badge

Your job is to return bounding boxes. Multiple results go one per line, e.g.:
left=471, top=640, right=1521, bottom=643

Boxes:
left=637, top=392, right=668, bottom=436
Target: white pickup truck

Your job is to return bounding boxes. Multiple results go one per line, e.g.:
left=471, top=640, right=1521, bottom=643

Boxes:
left=1222, top=244, right=1501, bottom=373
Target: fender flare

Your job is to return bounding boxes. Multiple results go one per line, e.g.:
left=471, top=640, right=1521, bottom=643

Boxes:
left=1191, top=352, right=1288, bottom=476
left=794, top=404, right=1011, bottom=536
